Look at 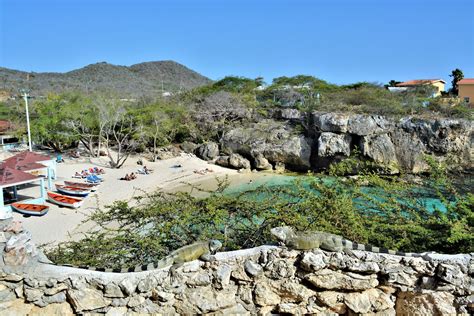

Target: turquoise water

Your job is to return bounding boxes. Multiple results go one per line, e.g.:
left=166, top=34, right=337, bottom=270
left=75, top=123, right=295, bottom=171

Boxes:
left=224, top=174, right=450, bottom=213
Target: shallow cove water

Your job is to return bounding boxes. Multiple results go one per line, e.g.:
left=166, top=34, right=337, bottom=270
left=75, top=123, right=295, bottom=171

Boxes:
left=221, top=174, right=452, bottom=213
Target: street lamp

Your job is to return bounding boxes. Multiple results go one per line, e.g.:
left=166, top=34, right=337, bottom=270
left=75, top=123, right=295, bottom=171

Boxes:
left=19, top=88, right=32, bottom=151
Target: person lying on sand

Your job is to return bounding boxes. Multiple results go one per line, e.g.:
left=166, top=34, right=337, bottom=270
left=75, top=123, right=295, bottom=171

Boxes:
left=143, top=165, right=153, bottom=174
left=193, top=168, right=214, bottom=175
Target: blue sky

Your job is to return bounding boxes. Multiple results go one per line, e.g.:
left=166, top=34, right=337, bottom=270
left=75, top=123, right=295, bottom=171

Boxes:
left=1, top=0, right=473, bottom=86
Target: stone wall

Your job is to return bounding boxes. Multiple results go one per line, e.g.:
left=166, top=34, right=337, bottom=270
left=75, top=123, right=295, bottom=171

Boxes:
left=0, top=220, right=472, bottom=315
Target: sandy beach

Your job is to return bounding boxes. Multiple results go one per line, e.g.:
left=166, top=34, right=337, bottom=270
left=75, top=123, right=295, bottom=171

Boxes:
left=10, top=153, right=267, bottom=246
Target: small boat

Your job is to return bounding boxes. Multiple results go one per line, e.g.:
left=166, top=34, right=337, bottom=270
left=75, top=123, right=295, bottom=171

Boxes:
left=55, top=184, right=91, bottom=197
left=64, top=181, right=98, bottom=191
left=47, top=192, right=83, bottom=209
left=11, top=203, right=49, bottom=216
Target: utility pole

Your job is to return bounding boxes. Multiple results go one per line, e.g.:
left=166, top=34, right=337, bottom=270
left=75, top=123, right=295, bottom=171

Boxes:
left=20, top=89, right=32, bottom=151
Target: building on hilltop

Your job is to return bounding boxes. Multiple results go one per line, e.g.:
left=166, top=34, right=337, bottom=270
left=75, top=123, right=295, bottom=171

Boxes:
left=389, top=79, right=446, bottom=97
left=458, top=78, right=474, bottom=106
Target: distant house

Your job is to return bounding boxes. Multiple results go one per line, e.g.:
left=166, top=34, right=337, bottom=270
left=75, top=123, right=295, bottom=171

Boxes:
left=0, top=120, right=19, bottom=151
left=394, top=79, right=446, bottom=97
left=458, top=78, right=474, bottom=106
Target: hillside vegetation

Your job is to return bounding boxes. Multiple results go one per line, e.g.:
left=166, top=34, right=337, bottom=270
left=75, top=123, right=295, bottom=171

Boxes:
left=0, top=61, right=211, bottom=98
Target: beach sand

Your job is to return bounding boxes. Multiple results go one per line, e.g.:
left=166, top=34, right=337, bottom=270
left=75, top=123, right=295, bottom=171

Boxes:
left=11, top=153, right=267, bottom=246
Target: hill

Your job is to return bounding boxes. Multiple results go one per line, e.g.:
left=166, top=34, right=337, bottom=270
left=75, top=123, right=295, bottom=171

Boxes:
left=0, top=61, right=212, bottom=97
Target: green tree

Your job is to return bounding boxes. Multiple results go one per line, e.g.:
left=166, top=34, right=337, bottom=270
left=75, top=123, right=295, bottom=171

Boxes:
left=385, top=80, right=402, bottom=88
left=30, top=93, right=80, bottom=152
left=137, top=101, right=191, bottom=161
left=449, top=68, right=464, bottom=96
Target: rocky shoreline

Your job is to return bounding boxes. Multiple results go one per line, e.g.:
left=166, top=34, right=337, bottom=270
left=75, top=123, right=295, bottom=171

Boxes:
left=192, top=111, right=473, bottom=175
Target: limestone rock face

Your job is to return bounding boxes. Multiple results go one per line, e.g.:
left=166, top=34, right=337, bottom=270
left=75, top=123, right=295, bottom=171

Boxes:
left=221, top=120, right=312, bottom=170
left=360, top=133, right=398, bottom=171
left=313, top=112, right=349, bottom=133
left=195, top=142, right=219, bottom=161
left=391, top=129, right=429, bottom=173
left=347, top=114, right=393, bottom=135
left=317, top=132, right=351, bottom=157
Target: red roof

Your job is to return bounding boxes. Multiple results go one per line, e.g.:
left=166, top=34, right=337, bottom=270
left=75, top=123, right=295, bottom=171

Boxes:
left=396, top=79, right=446, bottom=87
left=0, top=165, right=38, bottom=187
left=458, top=78, right=474, bottom=85
left=4, top=151, right=52, bottom=165
left=2, top=159, right=46, bottom=172
left=2, top=151, right=51, bottom=173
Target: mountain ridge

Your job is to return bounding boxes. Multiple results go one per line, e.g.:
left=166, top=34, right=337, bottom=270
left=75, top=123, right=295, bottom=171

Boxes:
left=0, top=60, right=212, bottom=97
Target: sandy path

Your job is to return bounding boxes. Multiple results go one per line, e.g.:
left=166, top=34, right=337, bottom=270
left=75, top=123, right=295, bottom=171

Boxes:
left=12, top=153, right=241, bottom=246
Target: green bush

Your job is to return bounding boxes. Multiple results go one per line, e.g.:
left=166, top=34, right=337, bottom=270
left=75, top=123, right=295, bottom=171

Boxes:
left=46, top=169, right=473, bottom=268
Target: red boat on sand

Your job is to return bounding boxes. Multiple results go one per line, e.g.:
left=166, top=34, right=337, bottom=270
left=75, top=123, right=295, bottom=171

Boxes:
left=64, top=181, right=99, bottom=190
left=55, top=184, right=91, bottom=197
left=47, top=192, right=83, bottom=208
left=11, top=203, right=49, bottom=216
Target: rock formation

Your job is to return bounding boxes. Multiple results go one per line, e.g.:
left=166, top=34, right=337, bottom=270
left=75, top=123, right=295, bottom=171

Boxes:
left=217, top=112, right=473, bottom=174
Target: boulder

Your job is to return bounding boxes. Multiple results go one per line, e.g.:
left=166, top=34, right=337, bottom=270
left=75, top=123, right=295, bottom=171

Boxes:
left=254, top=283, right=281, bottom=307
left=360, top=133, right=398, bottom=172
left=274, top=162, right=285, bottom=173
left=313, top=112, right=349, bottom=133
left=305, top=269, right=378, bottom=290
left=67, top=288, right=111, bottom=312
left=180, top=141, right=198, bottom=154
left=195, top=142, right=219, bottom=161
left=29, top=302, right=74, bottom=316
left=344, top=288, right=394, bottom=314
left=104, top=283, right=124, bottom=298
left=244, top=260, right=263, bottom=277
left=273, top=108, right=303, bottom=121
left=395, top=292, right=456, bottom=315
left=347, top=114, right=393, bottom=135
left=214, top=156, right=230, bottom=167
left=228, top=153, right=251, bottom=170
left=215, top=264, right=232, bottom=287
left=253, top=153, right=273, bottom=170
left=184, top=286, right=237, bottom=313
left=317, top=132, right=351, bottom=157
left=4, top=232, right=38, bottom=266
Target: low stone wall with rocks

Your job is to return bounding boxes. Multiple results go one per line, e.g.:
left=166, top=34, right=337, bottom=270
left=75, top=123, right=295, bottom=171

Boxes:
left=0, top=220, right=473, bottom=315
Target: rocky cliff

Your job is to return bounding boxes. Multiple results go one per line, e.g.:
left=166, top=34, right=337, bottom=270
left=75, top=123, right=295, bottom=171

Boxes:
left=214, top=110, right=473, bottom=174
left=0, top=219, right=472, bottom=315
